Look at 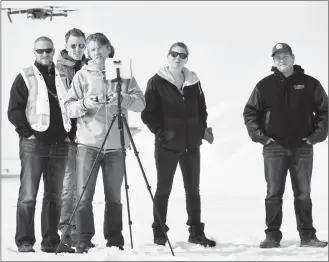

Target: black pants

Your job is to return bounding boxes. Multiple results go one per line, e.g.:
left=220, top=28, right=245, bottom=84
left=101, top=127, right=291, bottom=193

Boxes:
left=152, top=146, right=204, bottom=238
left=262, top=142, right=316, bottom=241
left=15, top=138, right=69, bottom=248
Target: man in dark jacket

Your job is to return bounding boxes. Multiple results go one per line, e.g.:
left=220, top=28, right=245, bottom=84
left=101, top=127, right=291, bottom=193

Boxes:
left=243, top=43, right=328, bottom=248
left=7, top=36, right=75, bottom=253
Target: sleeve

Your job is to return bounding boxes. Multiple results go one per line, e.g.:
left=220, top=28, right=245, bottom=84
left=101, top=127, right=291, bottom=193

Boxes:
left=118, top=76, right=146, bottom=112
left=7, top=74, right=34, bottom=138
left=197, top=82, right=208, bottom=131
left=64, top=73, right=89, bottom=118
left=141, top=77, right=164, bottom=135
left=307, top=82, right=328, bottom=144
left=243, top=86, right=270, bottom=145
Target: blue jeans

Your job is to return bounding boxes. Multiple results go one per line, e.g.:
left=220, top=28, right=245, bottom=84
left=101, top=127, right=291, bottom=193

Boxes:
left=15, top=138, right=69, bottom=248
left=262, top=142, right=316, bottom=241
left=58, top=143, right=77, bottom=239
left=75, top=145, right=124, bottom=246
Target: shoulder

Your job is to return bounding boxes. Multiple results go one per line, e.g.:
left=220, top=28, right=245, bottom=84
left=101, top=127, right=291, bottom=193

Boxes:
left=300, top=73, right=320, bottom=85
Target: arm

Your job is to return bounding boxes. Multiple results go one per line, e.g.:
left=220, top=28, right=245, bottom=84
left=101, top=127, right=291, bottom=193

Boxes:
left=141, top=78, right=164, bottom=135
left=7, top=74, right=34, bottom=138
left=197, top=82, right=208, bottom=130
left=109, top=77, right=146, bottom=112
left=307, top=82, right=328, bottom=144
left=243, top=86, right=270, bottom=145
left=64, top=73, right=89, bottom=118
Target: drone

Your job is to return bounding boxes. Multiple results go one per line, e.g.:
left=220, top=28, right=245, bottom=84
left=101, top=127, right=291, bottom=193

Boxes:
left=1, top=5, right=79, bottom=23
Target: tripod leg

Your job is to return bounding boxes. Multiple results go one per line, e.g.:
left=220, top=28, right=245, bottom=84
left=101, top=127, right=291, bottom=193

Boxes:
left=122, top=115, right=175, bottom=256
left=118, top=114, right=134, bottom=249
left=56, top=115, right=117, bottom=254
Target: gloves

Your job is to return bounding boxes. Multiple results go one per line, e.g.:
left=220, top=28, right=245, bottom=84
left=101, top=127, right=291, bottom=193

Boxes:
left=203, top=127, right=214, bottom=144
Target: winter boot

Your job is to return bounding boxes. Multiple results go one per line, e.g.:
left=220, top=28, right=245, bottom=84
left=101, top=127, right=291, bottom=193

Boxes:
left=106, top=242, right=124, bottom=250
left=154, top=236, right=167, bottom=246
left=260, top=238, right=280, bottom=248
left=75, top=242, right=90, bottom=254
left=18, top=244, right=35, bottom=252
left=188, top=223, right=216, bottom=247
left=301, top=237, right=328, bottom=248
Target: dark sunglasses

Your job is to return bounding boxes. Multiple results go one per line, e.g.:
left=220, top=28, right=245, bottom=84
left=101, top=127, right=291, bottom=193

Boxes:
left=169, top=51, right=188, bottom=59
left=35, top=48, right=53, bottom=54
left=70, top=44, right=86, bottom=49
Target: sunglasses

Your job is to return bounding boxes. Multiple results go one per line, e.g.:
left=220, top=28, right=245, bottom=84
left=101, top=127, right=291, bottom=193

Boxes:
left=169, top=51, right=188, bottom=59
left=35, top=48, right=53, bottom=54
left=70, top=44, right=86, bottom=49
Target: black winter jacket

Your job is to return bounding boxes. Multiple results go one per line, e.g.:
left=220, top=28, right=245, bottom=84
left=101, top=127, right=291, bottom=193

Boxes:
left=243, top=65, right=328, bottom=148
left=141, top=67, right=208, bottom=152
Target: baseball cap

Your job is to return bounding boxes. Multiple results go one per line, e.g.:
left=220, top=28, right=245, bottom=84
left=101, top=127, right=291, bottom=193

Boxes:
left=271, top=43, right=293, bottom=57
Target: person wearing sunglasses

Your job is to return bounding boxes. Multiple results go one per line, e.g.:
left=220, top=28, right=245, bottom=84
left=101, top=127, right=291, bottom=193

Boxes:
left=55, top=27, right=91, bottom=250
left=141, top=42, right=216, bottom=248
left=243, top=43, right=328, bottom=248
left=64, top=33, right=145, bottom=254
left=7, top=36, right=75, bottom=253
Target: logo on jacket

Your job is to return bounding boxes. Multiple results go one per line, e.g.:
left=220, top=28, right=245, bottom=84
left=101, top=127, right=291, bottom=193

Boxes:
left=293, top=84, right=305, bottom=90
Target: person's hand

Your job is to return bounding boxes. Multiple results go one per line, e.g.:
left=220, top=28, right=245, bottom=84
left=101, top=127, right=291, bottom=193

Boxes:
left=27, top=135, right=36, bottom=140
left=83, top=95, right=101, bottom=109
left=302, top=137, right=312, bottom=144
left=108, top=93, right=123, bottom=105
left=266, top=138, right=275, bottom=144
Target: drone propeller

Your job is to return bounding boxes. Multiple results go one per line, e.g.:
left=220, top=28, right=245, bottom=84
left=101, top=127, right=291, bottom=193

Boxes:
left=2, top=8, right=13, bottom=22
left=62, top=9, right=79, bottom=12
left=43, top=5, right=63, bottom=9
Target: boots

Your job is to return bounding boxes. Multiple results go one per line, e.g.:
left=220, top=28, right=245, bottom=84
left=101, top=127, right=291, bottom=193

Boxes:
left=188, top=223, right=216, bottom=248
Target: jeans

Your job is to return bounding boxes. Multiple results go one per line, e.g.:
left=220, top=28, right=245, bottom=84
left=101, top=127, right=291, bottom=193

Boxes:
left=74, top=145, right=124, bottom=246
left=262, top=142, right=316, bottom=241
left=152, top=146, right=204, bottom=237
left=58, top=143, right=77, bottom=240
left=15, top=138, right=69, bottom=248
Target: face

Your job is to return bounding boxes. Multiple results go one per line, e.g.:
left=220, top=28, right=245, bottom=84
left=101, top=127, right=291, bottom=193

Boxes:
left=66, top=36, right=86, bottom=61
left=273, top=52, right=295, bottom=73
left=87, top=41, right=111, bottom=65
left=34, top=40, right=55, bottom=66
left=167, top=46, right=188, bottom=70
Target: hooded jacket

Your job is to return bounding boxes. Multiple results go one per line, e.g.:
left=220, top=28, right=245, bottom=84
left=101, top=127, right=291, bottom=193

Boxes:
left=64, top=61, right=145, bottom=150
left=141, top=66, right=208, bottom=152
left=55, top=50, right=86, bottom=141
left=243, top=65, right=328, bottom=148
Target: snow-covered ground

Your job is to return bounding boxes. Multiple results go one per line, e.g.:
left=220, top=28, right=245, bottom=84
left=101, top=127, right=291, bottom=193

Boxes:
left=1, top=103, right=328, bottom=261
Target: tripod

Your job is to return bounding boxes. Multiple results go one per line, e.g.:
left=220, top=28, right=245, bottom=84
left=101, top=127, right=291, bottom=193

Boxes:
left=56, top=63, right=175, bottom=256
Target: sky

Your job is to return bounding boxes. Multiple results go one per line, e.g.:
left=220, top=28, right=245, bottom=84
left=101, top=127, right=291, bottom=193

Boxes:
left=1, top=1, right=328, bottom=159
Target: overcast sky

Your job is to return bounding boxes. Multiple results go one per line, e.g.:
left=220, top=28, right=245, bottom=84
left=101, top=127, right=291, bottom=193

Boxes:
left=1, top=1, right=328, bottom=158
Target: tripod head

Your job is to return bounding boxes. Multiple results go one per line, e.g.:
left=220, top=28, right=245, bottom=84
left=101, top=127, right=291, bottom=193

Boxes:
left=110, top=60, right=124, bottom=85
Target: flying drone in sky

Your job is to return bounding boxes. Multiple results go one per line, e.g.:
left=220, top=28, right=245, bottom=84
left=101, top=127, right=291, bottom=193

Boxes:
left=1, top=5, right=79, bottom=23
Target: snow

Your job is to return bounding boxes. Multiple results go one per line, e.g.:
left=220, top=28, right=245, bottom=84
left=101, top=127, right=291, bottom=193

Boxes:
left=1, top=104, right=328, bottom=261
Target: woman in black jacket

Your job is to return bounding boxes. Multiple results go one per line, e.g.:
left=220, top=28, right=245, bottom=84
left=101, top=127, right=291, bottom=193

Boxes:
left=141, top=42, right=215, bottom=247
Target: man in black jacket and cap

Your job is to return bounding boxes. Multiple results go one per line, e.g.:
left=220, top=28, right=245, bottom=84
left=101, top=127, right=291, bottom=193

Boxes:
left=243, top=43, right=328, bottom=249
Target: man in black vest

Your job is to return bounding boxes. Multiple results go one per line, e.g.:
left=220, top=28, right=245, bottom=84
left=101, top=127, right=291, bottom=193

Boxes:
left=243, top=43, right=328, bottom=248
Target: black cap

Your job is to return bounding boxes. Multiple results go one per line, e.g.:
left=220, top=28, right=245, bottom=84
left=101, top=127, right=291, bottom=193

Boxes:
left=272, top=43, right=293, bottom=57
